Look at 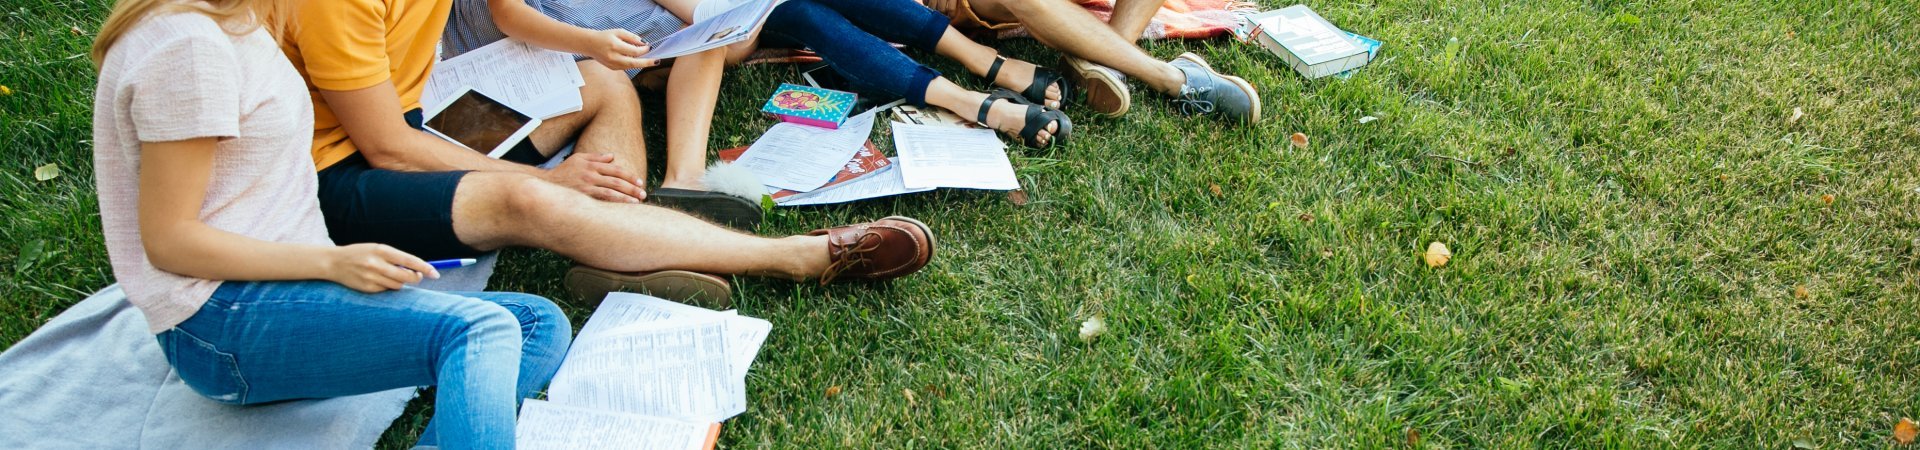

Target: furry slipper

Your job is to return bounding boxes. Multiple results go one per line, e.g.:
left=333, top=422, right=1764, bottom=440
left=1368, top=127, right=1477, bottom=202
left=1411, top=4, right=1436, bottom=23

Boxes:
left=649, top=162, right=765, bottom=232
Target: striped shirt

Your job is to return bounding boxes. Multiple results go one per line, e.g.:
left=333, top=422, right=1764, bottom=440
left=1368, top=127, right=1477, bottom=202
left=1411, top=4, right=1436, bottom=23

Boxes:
left=442, top=0, right=688, bottom=61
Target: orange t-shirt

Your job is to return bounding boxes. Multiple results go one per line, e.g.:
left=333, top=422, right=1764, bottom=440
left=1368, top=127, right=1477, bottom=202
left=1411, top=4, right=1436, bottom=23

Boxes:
left=280, top=0, right=453, bottom=170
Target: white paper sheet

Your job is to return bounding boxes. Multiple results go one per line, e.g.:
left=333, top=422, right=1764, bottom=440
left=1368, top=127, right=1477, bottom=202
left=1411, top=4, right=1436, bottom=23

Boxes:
left=578, top=293, right=770, bottom=380
left=777, top=161, right=935, bottom=206
left=424, top=39, right=584, bottom=120
left=736, top=108, right=878, bottom=192
left=547, top=318, right=747, bottom=422
left=893, top=122, right=1020, bottom=190
left=642, top=0, right=778, bottom=59
left=516, top=400, right=713, bottom=450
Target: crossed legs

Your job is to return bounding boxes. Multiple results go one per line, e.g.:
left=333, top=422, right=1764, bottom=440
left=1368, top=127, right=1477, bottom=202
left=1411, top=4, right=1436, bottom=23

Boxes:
left=964, top=0, right=1184, bottom=94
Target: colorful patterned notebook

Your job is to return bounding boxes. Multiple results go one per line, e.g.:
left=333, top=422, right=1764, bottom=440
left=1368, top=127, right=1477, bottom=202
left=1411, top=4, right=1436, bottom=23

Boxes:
left=760, top=83, right=856, bottom=129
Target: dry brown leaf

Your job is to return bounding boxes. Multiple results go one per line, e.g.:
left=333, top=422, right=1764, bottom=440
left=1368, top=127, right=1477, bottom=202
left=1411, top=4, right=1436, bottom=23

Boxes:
left=901, top=388, right=916, bottom=405
left=1319, top=248, right=1334, bottom=258
left=1208, top=184, right=1222, bottom=197
left=1406, top=427, right=1421, bottom=447
left=1424, top=242, right=1452, bottom=268
left=1298, top=212, right=1315, bottom=223
left=1793, top=285, right=1810, bottom=300
left=1289, top=132, right=1310, bottom=149
left=1007, top=189, right=1030, bottom=206
left=824, top=385, right=842, bottom=398
left=1820, top=194, right=1835, bottom=205
left=33, top=163, right=60, bottom=181
left=1896, top=417, right=1917, bottom=445
left=69, top=25, right=84, bottom=36
left=1789, top=107, right=1806, bottom=124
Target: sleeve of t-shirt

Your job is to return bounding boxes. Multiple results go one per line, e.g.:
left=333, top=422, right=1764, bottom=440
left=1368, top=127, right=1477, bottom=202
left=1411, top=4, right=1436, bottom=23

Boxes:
left=127, top=29, right=241, bottom=143
left=292, top=0, right=393, bottom=91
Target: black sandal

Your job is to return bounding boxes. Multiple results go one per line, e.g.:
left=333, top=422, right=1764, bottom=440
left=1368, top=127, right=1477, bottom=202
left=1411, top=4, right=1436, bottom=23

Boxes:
left=648, top=187, right=763, bottom=231
left=979, top=88, right=1072, bottom=150
left=985, top=55, right=1073, bottom=110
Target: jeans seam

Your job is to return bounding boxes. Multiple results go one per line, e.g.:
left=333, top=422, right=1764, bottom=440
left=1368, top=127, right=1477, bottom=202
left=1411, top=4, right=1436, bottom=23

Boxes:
left=168, top=327, right=251, bottom=404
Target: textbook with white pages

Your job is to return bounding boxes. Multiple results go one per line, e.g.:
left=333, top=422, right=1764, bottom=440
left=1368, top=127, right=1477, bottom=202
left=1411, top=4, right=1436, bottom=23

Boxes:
left=641, top=0, right=783, bottom=59
left=518, top=293, right=771, bottom=449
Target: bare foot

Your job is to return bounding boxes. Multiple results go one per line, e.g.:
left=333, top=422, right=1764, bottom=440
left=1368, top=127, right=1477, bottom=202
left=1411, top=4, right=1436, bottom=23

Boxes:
left=985, top=57, right=1063, bottom=109
left=971, top=93, right=1058, bottom=147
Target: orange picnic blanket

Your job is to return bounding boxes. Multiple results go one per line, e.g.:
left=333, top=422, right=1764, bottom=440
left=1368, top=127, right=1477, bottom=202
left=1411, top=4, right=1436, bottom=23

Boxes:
left=995, top=0, right=1257, bottom=40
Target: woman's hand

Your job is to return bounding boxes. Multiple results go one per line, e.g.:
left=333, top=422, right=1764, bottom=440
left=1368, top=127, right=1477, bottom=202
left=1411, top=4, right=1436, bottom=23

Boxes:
left=324, top=244, right=439, bottom=293
left=585, top=29, right=657, bottom=71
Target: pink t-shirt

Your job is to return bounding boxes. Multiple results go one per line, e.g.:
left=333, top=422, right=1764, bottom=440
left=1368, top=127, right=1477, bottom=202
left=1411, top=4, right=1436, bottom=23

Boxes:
left=92, top=13, right=333, bottom=333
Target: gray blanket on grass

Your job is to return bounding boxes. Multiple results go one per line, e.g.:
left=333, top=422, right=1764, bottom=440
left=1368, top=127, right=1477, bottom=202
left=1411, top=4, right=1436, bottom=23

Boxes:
left=0, top=255, right=498, bottom=449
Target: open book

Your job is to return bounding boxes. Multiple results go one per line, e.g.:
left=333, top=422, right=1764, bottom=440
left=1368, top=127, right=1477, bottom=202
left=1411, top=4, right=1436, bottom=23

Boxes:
left=516, top=294, right=772, bottom=449
left=641, top=0, right=782, bottom=59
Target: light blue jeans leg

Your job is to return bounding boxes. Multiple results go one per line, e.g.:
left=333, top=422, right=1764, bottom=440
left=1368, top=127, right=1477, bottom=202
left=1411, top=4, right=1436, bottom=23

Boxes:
left=157, top=281, right=572, bottom=450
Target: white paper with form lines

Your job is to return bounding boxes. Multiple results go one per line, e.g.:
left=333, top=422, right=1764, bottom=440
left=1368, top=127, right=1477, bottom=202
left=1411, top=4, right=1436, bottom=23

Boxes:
left=778, top=159, right=934, bottom=206
left=892, top=122, right=1020, bottom=190
left=735, top=107, right=879, bottom=192
left=543, top=293, right=770, bottom=423
left=423, top=39, right=584, bottom=120
left=515, top=399, right=713, bottom=450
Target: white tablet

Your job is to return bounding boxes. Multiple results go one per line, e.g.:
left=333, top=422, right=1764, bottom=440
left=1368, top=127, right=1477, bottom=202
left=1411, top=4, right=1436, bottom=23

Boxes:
left=423, top=87, right=542, bottom=158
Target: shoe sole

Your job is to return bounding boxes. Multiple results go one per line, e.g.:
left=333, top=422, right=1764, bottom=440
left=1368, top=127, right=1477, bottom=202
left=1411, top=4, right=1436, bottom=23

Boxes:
left=881, top=215, right=935, bottom=273
left=1176, top=52, right=1262, bottom=125
left=649, top=189, right=763, bottom=232
left=564, top=267, right=733, bottom=310
left=1063, top=56, right=1129, bottom=118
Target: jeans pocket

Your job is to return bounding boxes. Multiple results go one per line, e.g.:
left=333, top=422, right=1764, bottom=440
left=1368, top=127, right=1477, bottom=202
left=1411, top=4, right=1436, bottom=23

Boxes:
left=160, top=328, right=250, bottom=404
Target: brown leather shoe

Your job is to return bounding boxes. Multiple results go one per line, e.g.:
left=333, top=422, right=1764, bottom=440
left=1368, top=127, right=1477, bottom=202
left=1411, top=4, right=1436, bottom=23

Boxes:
left=564, top=265, right=733, bottom=309
left=810, top=216, right=935, bottom=284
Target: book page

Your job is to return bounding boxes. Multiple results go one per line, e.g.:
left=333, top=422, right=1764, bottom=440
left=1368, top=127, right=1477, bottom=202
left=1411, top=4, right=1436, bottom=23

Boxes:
left=736, top=108, right=879, bottom=192
left=893, top=122, right=1019, bottom=190
left=642, top=0, right=777, bottom=59
left=424, top=39, right=584, bottom=120
left=578, top=293, right=772, bottom=380
left=516, top=399, right=715, bottom=450
left=547, top=318, right=747, bottom=422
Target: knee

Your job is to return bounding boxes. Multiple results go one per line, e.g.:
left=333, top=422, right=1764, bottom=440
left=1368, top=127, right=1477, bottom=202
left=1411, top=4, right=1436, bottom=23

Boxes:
left=499, top=174, right=580, bottom=220
left=581, top=65, right=639, bottom=111
left=513, top=294, right=572, bottom=352
left=454, top=302, right=522, bottom=350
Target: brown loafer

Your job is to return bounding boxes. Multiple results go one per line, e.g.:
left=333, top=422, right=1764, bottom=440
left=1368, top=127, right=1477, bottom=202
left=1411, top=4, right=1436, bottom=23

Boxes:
left=810, top=216, right=935, bottom=284
left=563, top=265, right=733, bottom=309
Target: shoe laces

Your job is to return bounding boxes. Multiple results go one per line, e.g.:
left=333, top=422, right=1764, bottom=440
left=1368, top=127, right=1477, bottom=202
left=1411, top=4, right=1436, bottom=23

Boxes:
left=817, top=230, right=884, bottom=285
left=1174, top=86, right=1217, bottom=115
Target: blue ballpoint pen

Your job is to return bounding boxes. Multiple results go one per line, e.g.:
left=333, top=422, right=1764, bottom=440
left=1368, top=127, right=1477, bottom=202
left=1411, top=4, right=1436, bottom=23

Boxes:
left=426, top=258, right=478, bottom=270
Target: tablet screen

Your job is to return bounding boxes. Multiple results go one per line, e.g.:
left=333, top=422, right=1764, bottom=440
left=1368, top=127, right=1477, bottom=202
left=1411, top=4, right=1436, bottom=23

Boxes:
left=425, top=90, right=531, bottom=154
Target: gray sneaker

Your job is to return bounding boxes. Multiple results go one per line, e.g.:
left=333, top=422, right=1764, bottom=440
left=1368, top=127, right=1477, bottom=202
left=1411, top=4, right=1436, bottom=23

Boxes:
left=1167, top=52, right=1262, bottom=124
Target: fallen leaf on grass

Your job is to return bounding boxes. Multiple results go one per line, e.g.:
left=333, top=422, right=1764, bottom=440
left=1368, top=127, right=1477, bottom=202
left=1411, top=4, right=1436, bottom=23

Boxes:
left=33, top=163, right=60, bottom=181
left=1358, top=116, right=1378, bottom=124
left=0, top=85, right=13, bottom=96
left=1298, top=212, right=1315, bottom=223
left=1078, top=316, right=1107, bottom=342
left=1405, top=427, right=1421, bottom=447
left=1820, top=194, right=1834, bottom=205
left=901, top=388, right=916, bottom=405
left=1289, top=132, right=1310, bottom=149
left=824, top=385, right=842, bottom=398
left=1793, top=285, right=1810, bottom=300
left=1007, top=189, right=1030, bottom=206
left=69, top=26, right=84, bottom=36
left=1319, top=248, right=1334, bottom=258
left=1424, top=242, right=1452, bottom=268
left=1896, top=417, right=1917, bottom=445
left=1792, top=438, right=1816, bottom=449
left=1789, top=107, right=1806, bottom=124
left=1208, top=184, right=1222, bottom=197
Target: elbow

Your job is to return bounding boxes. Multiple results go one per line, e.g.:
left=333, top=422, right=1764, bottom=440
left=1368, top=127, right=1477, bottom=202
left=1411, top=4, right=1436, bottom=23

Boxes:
left=141, top=236, right=195, bottom=277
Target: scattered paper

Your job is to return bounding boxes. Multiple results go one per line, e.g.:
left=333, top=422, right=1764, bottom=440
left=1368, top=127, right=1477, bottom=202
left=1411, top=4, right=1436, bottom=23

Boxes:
left=577, top=293, right=770, bottom=380
left=516, top=400, right=715, bottom=450
left=424, top=39, right=584, bottom=120
left=778, top=161, right=934, bottom=206
left=547, top=318, right=746, bottom=422
left=893, top=122, right=1019, bottom=190
left=32, top=163, right=59, bottom=181
left=736, top=108, right=878, bottom=192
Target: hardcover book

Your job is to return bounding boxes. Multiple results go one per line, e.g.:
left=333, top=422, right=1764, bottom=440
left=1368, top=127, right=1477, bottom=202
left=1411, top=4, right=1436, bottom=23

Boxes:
left=1241, top=5, right=1371, bottom=79
left=760, top=83, right=856, bottom=129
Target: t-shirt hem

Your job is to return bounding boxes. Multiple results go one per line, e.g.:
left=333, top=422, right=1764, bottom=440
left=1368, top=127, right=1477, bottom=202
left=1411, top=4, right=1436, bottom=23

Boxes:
left=312, top=72, right=391, bottom=93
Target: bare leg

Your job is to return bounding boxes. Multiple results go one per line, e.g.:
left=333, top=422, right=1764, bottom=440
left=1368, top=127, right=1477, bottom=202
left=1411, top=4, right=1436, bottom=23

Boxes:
left=929, top=28, right=1062, bottom=108
left=922, top=78, right=1057, bottom=146
left=657, top=47, right=728, bottom=190
left=1108, top=0, right=1161, bottom=42
left=529, top=62, right=648, bottom=185
left=969, top=0, right=1185, bottom=94
left=451, top=172, right=829, bottom=279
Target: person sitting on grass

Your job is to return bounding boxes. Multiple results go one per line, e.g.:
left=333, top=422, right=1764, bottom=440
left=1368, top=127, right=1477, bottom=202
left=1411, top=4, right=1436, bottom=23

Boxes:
left=756, top=0, right=1074, bottom=150
left=89, top=0, right=569, bottom=447
left=922, top=0, right=1262, bottom=123
left=282, top=0, right=938, bottom=306
left=440, top=0, right=765, bottom=230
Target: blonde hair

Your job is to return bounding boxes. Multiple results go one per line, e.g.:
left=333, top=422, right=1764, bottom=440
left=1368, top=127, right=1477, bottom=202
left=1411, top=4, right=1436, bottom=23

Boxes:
left=89, top=0, right=288, bottom=68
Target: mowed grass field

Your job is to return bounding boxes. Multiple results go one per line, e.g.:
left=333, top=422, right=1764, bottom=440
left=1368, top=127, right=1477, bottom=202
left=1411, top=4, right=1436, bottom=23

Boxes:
left=5, top=0, right=1919, bottom=447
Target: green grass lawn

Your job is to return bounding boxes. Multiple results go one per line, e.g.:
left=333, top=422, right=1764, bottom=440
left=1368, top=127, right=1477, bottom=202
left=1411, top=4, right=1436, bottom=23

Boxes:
left=5, top=0, right=1919, bottom=447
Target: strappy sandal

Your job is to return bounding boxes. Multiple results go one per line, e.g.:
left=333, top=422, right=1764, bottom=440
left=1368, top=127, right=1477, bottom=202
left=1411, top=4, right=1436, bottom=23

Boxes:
left=979, top=88, right=1072, bottom=150
left=985, top=55, right=1073, bottom=110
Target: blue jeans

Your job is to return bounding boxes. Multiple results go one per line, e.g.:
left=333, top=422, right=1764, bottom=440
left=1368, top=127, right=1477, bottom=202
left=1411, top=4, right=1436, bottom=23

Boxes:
left=157, top=281, right=572, bottom=450
left=761, top=0, right=952, bottom=105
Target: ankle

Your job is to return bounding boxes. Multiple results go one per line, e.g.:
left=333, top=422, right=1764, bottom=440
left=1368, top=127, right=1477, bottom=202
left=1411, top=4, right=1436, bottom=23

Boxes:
left=781, top=235, right=830, bottom=280
left=661, top=169, right=706, bottom=190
